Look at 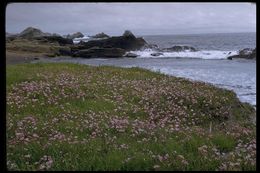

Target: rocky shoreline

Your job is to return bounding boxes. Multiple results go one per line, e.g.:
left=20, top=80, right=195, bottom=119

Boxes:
left=6, top=27, right=256, bottom=62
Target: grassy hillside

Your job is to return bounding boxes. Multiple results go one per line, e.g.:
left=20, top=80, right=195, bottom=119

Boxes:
left=6, top=38, right=70, bottom=57
left=6, top=63, right=256, bottom=171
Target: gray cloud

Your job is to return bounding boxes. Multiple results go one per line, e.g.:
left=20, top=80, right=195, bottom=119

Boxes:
left=6, top=3, right=256, bottom=36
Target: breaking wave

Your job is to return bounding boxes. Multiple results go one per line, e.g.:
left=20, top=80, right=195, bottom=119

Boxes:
left=130, top=49, right=238, bottom=60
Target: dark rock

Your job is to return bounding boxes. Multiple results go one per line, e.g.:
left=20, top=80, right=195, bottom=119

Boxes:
left=151, top=52, right=163, bottom=56
left=78, top=31, right=146, bottom=51
left=124, top=52, right=139, bottom=58
left=239, top=48, right=253, bottom=56
left=123, top=30, right=136, bottom=38
left=227, top=48, right=256, bottom=60
left=73, top=47, right=126, bottom=58
left=162, top=45, right=197, bottom=52
left=92, top=32, right=109, bottom=39
left=227, top=56, right=232, bottom=60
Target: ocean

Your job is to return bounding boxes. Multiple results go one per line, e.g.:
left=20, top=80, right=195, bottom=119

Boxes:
left=37, top=32, right=256, bottom=106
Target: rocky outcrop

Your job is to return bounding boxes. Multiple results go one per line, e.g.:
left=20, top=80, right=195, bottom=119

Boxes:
left=66, top=32, right=84, bottom=39
left=73, top=47, right=126, bottom=58
left=92, top=32, right=109, bottom=39
left=227, top=48, right=256, bottom=60
left=162, top=46, right=197, bottom=52
left=10, top=27, right=73, bottom=46
left=123, top=30, right=136, bottom=38
left=78, top=30, right=147, bottom=51
left=18, top=27, right=51, bottom=38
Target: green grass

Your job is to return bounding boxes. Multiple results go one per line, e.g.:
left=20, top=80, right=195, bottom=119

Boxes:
left=6, top=63, right=256, bottom=171
left=212, top=134, right=236, bottom=152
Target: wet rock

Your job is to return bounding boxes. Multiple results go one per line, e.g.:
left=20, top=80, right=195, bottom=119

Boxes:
left=151, top=52, right=163, bottom=56
left=227, top=48, right=256, bottom=60
left=227, top=56, right=232, bottom=60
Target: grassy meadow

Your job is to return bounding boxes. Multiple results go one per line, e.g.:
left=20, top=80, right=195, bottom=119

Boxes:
left=6, top=63, right=256, bottom=171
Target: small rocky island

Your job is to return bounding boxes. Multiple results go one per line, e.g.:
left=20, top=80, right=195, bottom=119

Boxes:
left=227, top=48, right=256, bottom=60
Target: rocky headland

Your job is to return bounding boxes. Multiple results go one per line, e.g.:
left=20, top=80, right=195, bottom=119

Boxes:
left=6, top=27, right=149, bottom=60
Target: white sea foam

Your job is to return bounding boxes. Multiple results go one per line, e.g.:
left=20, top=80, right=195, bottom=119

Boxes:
left=73, top=36, right=109, bottom=44
left=73, top=36, right=90, bottom=44
left=130, top=49, right=238, bottom=60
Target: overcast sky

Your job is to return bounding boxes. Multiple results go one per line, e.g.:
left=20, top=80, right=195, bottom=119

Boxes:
left=6, top=3, right=256, bottom=36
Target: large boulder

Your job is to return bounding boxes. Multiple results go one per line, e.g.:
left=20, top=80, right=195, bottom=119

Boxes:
left=66, top=32, right=84, bottom=39
left=162, top=45, right=197, bottom=52
left=227, top=48, right=256, bottom=60
left=73, top=47, right=126, bottom=58
left=78, top=30, right=147, bottom=51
